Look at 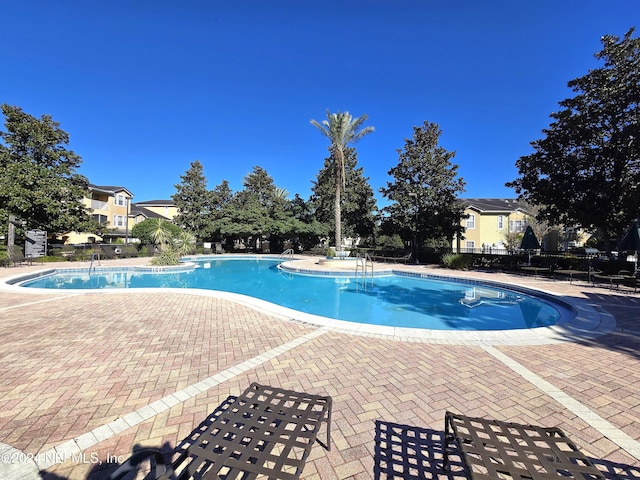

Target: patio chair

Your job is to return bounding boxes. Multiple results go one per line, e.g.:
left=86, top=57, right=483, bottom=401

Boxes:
left=8, top=248, right=32, bottom=266
left=518, top=261, right=552, bottom=277
left=109, top=383, right=332, bottom=480
left=590, top=269, right=638, bottom=291
left=616, top=269, right=640, bottom=293
left=553, top=265, right=590, bottom=284
left=443, top=411, right=604, bottom=479
left=371, top=251, right=412, bottom=263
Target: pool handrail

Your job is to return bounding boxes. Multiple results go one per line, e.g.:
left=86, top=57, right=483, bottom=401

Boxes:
left=88, top=252, right=101, bottom=275
left=279, top=248, right=294, bottom=261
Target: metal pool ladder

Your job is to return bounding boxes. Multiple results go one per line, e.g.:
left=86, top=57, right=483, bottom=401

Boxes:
left=89, top=252, right=101, bottom=274
left=279, top=248, right=294, bottom=261
left=355, top=253, right=374, bottom=289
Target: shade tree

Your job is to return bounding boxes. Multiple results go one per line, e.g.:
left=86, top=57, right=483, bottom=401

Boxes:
left=0, top=104, right=98, bottom=237
left=380, top=121, right=467, bottom=250
left=172, top=160, right=212, bottom=241
left=507, top=29, right=640, bottom=253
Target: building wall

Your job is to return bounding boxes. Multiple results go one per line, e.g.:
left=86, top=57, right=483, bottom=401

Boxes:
left=454, top=208, right=529, bottom=252
left=135, top=204, right=178, bottom=220
left=61, top=188, right=133, bottom=245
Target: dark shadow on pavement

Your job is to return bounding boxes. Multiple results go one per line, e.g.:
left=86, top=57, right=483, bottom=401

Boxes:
left=590, top=457, right=640, bottom=479
left=558, top=289, right=640, bottom=361
left=373, top=419, right=640, bottom=480
left=39, top=442, right=174, bottom=480
left=374, top=420, right=467, bottom=479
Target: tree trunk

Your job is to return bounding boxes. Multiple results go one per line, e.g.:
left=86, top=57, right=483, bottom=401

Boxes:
left=7, top=215, right=16, bottom=260
left=335, top=167, right=342, bottom=250
left=334, top=148, right=343, bottom=250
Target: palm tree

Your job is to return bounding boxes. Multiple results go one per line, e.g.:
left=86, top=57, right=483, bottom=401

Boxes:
left=173, top=230, right=196, bottom=256
left=310, top=110, right=374, bottom=249
left=150, top=218, right=174, bottom=251
left=274, top=187, right=289, bottom=201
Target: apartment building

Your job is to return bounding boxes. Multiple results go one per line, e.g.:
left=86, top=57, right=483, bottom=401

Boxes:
left=131, top=200, right=178, bottom=223
left=452, top=198, right=530, bottom=253
left=61, top=185, right=133, bottom=244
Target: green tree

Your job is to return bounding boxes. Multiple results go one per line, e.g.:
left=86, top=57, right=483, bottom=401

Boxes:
left=380, top=121, right=467, bottom=249
left=216, top=167, right=276, bottom=249
left=131, top=218, right=181, bottom=247
left=289, top=194, right=324, bottom=250
left=172, top=230, right=197, bottom=256
left=310, top=110, right=374, bottom=249
left=242, top=165, right=277, bottom=208
left=506, top=29, right=640, bottom=253
left=209, top=179, right=234, bottom=241
left=146, top=221, right=196, bottom=266
left=172, top=160, right=211, bottom=241
left=217, top=196, right=269, bottom=248
left=215, top=167, right=313, bottom=252
left=0, top=104, right=96, bottom=235
left=310, top=147, right=377, bottom=240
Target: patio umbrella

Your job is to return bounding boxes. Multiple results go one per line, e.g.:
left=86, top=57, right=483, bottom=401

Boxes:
left=618, top=219, right=640, bottom=271
left=520, top=226, right=541, bottom=265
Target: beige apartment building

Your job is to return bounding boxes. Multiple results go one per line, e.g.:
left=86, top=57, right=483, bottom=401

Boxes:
left=452, top=198, right=531, bottom=253
left=131, top=200, right=178, bottom=223
left=62, top=185, right=134, bottom=244
left=60, top=186, right=179, bottom=245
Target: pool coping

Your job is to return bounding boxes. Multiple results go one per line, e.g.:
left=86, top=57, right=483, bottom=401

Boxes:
left=0, top=257, right=615, bottom=346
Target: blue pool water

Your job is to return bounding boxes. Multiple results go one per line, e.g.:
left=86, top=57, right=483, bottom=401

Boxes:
left=18, top=258, right=570, bottom=331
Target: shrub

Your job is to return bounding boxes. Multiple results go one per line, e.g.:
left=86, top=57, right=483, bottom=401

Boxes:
left=376, top=234, right=404, bottom=250
left=442, top=253, right=473, bottom=270
left=150, top=248, right=180, bottom=266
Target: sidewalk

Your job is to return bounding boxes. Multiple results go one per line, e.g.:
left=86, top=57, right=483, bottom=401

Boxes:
left=0, top=256, right=639, bottom=479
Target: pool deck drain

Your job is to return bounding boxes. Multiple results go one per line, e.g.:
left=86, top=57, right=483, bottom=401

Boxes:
left=1, top=255, right=639, bottom=479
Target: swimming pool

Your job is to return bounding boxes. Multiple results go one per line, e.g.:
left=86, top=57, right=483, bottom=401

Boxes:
left=16, top=258, right=572, bottom=331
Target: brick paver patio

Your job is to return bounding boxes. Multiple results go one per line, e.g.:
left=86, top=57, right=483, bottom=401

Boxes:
left=1, top=256, right=639, bottom=479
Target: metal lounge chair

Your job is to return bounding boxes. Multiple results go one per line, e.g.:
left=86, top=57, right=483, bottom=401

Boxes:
left=8, top=247, right=33, bottom=266
left=443, top=411, right=604, bottom=479
left=110, top=383, right=332, bottom=480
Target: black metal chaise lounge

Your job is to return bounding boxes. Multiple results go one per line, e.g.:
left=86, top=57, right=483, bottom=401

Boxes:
left=444, top=411, right=604, bottom=479
left=110, top=383, right=332, bottom=480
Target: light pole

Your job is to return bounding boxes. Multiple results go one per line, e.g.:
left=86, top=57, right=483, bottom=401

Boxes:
left=408, top=193, right=419, bottom=264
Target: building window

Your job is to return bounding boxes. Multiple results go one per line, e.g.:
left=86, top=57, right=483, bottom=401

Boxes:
left=466, top=214, right=475, bottom=229
left=509, top=220, right=528, bottom=233
left=92, top=214, right=108, bottom=225
left=115, top=194, right=126, bottom=206
left=113, top=215, right=126, bottom=227
left=497, top=215, right=504, bottom=230
left=465, top=241, right=475, bottom=250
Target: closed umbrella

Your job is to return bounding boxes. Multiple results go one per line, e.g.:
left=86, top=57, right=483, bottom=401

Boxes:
left=520, top=226, right=541, bottom=265
left=619, top=219, right=640, bottom=272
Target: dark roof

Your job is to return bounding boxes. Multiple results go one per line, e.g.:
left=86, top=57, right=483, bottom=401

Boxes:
left=458, top=198, right=529, bottom=214
left=130, top=205, right=171, bottom=220
left=133, top=199, right=175, bottom=206
left=89, top=184, right=134, bottom=196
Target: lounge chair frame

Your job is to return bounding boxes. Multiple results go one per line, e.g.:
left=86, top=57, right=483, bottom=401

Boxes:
left=444, top=411, right=604, bottom=479
left=110, top=383, right=332, bottom=480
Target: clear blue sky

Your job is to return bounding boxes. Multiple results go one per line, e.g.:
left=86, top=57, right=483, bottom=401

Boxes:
left=2, top=1, right=637, bottom=206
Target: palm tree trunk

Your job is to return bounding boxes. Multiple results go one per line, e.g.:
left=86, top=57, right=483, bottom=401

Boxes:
left=335, top=173, right=341, bottom=250
left=334, top=148, right=343, bottom=250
